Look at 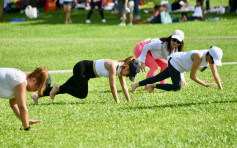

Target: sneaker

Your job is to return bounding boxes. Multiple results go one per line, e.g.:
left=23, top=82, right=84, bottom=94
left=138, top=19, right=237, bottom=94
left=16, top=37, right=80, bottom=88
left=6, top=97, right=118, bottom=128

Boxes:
left=128, top=23, right=133, bottom=26
left=118, top=22, right=126, bottom=26
left=102, top=19, right=106, bottom=23
left=85, top=19, right=91, bottom=24
left=134, top=15, right=141, bottom=20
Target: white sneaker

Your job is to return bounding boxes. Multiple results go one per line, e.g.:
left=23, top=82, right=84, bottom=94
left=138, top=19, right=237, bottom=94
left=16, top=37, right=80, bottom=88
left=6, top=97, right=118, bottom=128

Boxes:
left=128, top=23, right=133, bottom=26
left=102, top=19, right=106, bottom=23
left=118, top=22, right=126, bottom=26
left=85, top=19, right=91, bottom=24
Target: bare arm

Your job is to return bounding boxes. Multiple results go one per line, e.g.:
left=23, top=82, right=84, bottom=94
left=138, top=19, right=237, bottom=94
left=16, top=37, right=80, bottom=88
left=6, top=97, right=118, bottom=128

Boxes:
left=190, top=53, right=215, bottom=87
left=125, top=0, right=128, bottom=7
left=119, top=76, right=131, bottom=102
left=9, top=98, right=21, bottom=119
left=209, top=64, right=223, bottom=90
left=14, top=82, right=29, bottom=129
left=105, top=62, right=120, bottom=103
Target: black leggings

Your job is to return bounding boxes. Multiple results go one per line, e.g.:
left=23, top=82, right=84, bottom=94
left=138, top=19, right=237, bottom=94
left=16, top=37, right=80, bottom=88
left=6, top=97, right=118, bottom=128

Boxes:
left=139, top=60, right=182, bottom=91
left=87, top=1, right=104, bottom=19
left=43, top=60, right=96, bottom=99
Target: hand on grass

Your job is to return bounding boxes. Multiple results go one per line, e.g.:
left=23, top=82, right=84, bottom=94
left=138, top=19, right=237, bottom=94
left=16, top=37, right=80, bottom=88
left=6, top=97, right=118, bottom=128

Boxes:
left=29, top=120, right=41, bottom=125
left=205, top=83, right=217, bottom=87
left=182, top=80, right=189, bottom=87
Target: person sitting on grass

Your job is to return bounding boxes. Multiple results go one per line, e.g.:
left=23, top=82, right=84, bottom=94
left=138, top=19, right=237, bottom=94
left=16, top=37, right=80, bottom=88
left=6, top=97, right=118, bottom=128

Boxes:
left=182, top=0, right=206, bottom=21
left=31, top=56, right=140, bottom=104
left=0, top=66, right=48, bottom=131
left=131, top=46, right=223, bottom=93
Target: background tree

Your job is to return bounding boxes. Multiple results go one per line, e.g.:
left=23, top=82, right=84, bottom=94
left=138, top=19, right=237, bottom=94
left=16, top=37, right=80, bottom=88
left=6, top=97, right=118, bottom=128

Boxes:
left=0, top=0, right=4, bottom=22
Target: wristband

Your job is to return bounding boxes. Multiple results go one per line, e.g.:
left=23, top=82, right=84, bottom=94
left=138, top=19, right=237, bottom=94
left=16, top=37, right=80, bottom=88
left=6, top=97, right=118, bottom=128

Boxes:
left=24, top=126, right=31, bottom=131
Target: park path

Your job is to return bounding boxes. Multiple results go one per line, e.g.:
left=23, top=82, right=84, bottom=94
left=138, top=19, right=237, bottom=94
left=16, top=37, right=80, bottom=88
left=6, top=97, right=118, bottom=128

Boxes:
left=1, top=36, right=237, bottom=41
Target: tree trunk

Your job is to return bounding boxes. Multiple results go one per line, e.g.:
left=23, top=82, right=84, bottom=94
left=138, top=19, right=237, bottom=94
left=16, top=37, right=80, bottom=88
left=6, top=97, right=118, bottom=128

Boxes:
left=0, top=0, right=4, bottom=22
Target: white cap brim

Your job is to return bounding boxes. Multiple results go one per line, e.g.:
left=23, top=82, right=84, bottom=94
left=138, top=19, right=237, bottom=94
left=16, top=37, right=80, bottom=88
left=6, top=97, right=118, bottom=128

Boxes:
left=214, top=59, right=222, bottom=66
left=172, top=35, right=182, bottom=42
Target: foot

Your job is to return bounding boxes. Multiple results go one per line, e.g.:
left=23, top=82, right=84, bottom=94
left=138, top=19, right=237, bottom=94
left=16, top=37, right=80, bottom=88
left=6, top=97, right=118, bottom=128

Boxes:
left=85, top=19, right=91, bottom=24
left=31, top=93, right=39, bottom=105
left=118, top=22, right=126, bottom=26
left=102, top=19, right=106, bottom=23
left=128, top=23, right=133, bottom=26
left=131, top=83, right=137, bottom=93
left=147, top=84, right=155, bottom=93
left=50, top=84, right=60, bottom=101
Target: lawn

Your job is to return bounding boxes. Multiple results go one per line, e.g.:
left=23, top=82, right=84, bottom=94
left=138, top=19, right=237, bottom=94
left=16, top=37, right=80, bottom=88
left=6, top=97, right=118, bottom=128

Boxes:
left=0, top=5, right=237, bottom=147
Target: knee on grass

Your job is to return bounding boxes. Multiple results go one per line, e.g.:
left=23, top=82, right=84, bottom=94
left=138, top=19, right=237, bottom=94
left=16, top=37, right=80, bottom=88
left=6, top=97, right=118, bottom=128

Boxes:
left=172, top=85, right=181, bottom=91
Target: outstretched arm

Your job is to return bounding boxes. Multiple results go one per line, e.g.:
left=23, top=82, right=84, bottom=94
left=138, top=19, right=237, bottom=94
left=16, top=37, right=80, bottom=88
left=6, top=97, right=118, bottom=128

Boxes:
left=10, top=83, right=41, bottom=130
left=190, top=53, right=216, bottom=87
left=119, top=76, right=131, bottom=102
left=106, top=62, right=120, bottom=103
left=13, top=82, right=29, bottom=129
left=210, top=64, right=223, bottom=90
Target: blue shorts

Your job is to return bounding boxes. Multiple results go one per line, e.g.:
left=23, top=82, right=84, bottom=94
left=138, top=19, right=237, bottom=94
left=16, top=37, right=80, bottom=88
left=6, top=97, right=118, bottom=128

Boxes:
left=63, top=1, right=73, bottom=5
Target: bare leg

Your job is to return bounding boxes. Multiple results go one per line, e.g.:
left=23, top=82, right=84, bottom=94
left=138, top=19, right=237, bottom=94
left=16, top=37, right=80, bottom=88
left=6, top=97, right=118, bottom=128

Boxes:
left=129, top=13, right=133, bottom=24
left=147, top=84, right=156, bottom=93
left=50, top=84, right=60, bottom=100
left=131, top=83, right=139, bottom=93
left=31, top=93, right=39, bottom=105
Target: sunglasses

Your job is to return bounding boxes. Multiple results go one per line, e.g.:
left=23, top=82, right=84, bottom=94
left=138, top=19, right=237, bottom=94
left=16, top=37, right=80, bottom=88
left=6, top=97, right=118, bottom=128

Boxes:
left=172, top=38, right=182, bottom=44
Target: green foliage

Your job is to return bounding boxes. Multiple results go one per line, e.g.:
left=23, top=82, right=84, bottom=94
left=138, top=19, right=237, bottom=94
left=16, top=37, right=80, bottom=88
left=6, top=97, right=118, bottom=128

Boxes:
left=0, top=8, right=236, bottom=147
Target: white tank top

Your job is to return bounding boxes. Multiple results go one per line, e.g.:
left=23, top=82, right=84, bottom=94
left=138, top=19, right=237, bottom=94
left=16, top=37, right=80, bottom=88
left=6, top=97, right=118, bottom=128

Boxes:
left=0, top=68, right=27, bottom=99
left=192, top=6, right=203, bottom=18
left=170, top=50, right=209, bottom=73
left=95, top=60, right=124, bottom=77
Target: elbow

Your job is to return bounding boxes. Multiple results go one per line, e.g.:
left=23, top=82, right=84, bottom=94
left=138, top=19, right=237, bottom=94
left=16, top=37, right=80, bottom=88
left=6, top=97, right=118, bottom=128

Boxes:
left=190, top=75, right=196, bottom=81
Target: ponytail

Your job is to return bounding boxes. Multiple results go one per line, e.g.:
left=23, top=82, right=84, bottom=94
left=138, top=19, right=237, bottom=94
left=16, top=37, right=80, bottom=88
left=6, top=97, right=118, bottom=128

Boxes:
left=121, top=56, right=136, bottom=65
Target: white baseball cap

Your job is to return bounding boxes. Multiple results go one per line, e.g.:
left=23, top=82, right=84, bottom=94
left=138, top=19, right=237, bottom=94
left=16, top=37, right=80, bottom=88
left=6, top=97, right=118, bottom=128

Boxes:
left=171, top=30, right=184, bottom=42
left=209, top=46, right=223, bottom=66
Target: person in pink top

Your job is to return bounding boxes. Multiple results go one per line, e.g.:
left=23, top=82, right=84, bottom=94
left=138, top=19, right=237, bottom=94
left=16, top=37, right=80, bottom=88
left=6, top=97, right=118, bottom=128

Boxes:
left=133, top=30, right=185, bottom=88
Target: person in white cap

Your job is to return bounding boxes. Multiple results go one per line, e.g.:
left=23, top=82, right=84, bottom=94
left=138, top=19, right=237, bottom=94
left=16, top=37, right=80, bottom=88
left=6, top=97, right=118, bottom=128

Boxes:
left=131, top=46, right=223, bottom=93
left=133, top=30, right=185, bottom=89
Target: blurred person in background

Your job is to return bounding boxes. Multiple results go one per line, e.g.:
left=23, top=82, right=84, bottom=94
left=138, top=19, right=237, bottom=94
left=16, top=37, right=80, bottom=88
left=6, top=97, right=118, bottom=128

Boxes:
left=118, top=0, right=134, bottom=26
left=85, top=0, right=106, bottom=24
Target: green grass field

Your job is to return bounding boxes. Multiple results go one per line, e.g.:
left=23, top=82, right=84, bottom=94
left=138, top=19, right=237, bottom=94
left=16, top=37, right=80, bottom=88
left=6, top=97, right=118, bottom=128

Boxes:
left=0, top=4, right=237, bottom=147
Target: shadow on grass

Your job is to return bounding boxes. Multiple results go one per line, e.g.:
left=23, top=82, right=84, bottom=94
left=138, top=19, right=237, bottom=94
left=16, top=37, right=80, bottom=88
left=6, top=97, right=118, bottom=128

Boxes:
left=124, top=100, right=237, bottom=110
left=28, top=100, right=108, bottom=106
